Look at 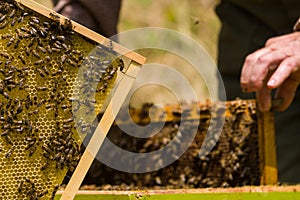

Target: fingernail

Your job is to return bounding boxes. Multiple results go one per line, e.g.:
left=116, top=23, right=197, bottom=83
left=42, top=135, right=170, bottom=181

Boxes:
left=268, top=79, right=276, bottom=87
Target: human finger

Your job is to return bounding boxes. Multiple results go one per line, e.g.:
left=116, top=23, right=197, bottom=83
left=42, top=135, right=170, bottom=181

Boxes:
left=273, top=78, right=299, bottom=111
left=267, top=55, right=300, bottom=89
left=241, top=49, right=286, bottom=91
left=265, top=32, right=300, bottom=47
left=240, top=48, right=272, bottom=92
left=256, top=85, right=272, bottom=112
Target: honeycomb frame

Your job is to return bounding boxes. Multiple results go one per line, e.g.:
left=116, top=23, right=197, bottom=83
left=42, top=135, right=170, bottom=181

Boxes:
left=0, top=0, right=145, bottom=199
left=87, top=99, right=277, bottom=189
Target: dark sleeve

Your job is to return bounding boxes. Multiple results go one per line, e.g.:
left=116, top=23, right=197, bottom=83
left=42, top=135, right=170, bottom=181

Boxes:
left=215, top=0, right=298, bottom=99
left=51, top=0, right=121, bottom=38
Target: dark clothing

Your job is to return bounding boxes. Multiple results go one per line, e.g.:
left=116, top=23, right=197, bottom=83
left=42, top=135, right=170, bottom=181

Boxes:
left=216, top=0, right=300, bottom=183
left=52, top=0, right=121, bottom=38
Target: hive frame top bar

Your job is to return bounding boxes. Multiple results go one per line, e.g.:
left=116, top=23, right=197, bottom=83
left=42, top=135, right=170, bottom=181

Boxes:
left=15, top=0, right=146, bottom=65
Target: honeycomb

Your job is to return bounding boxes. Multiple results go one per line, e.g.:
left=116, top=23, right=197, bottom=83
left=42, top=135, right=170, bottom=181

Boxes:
left=84, top=100, right=261, bottom=189
left=0, top=0, right=123, bottom=199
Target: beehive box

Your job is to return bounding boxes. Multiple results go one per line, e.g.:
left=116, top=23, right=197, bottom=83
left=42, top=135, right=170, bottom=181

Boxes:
left=77, top=99, right=277, bottom=190
left=0, top=0, right=145, bottom=199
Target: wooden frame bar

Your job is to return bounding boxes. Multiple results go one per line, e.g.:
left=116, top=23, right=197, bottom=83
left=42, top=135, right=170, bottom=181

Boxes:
left=61, top=62, right=142, bottom=200
left=257, top=111, right=278, bottom=185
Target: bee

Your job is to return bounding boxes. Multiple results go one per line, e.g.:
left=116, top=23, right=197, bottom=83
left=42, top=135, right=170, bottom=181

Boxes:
left=43, top=21, right=50, bottom=27
left=11, top=17, right=16, bottom=27
left=17, top=15, right=24, bottom=23
left=66, top=152, right=73, bottom=161
left=45, top=55, right=51, bottom=62
left=52, top=139, right=61, bottom=146
left=16, top=102, right=23, bottom=114
left=20, top=27, right=30, bottom=34
left=0, top=21, right=8, bottom=29
left=0, top=52, right=9, bottom=59
left=43, top=152, right=50, bottom=159
left=3, top=92, right=10, bottom=99
left=63, top=124, right=72, bottom=129
left=1, top=130, right=8, bottom=136
left=42, top=144, right=51, bottom=153
left=30, top=27, right=37, bottom=35
left=39, top=28, right=46, bottom=37
left=108, top=40, right=113, bottom=51
left=0, top=14, right=6, bottom=23
left=54, top=42, right=62, bottom=49
left=25, top=177, right=34, bottom=185
left=40, top=162, right=48, bottom=170
left=67, top=58, right=77, bottom=67
left=37, top=67, right=46, bottom=77
left=56, top=35, right=65, bottom=41
left=59, top=139, right=67, bottom=146
left=24, top=138, right=33, bottom=149
left=14, top=2, right=24, bottom=11
left=62, top=18, right=73, bottom=30
left=51, top=47, right=61, bottom=53
left=50, top=12, right=60, bottom=20
left=59, top=156, right=65, bottom=165
left=28, top=38, right=35, bottom=47
left=4, top=75, right=13, bottom=81
left=29, top=146, right=36, bottom=156
left=17, top=181, right=23, bottom=193
left=54, top=152, right=61, bottom=160
left=9, top=9, right=15, bottom=18
left=37, top=86, right=47, bottom=91
left=31, top=17, right=40, bottom=24
left=57, top=146, right=65, bottom=152
left=37, top=190, right=48, bottom=198
left=37, top=46, right=46, bottom=53
left=61, top=104, right=69, bottom=109
left=1, top=33, right=12, bottom=39
left=5, top=148, right=14, bottom=158
left=31, top=109, right=39, bottom=115
left=45, top=103, right=55, bottom=110
left=32, top=50, right=40, bottom=58
left=34, top=60, right=44, bottom=66
left=43, top=65, right=50, bottom=75
left=18, top=55, right=26, bottom=64
left=61, top=54, right=67, bottom=63
left=62, top=43, right=69, bottom=50
left=64, top=117, right=73, bottom=123
left=46, top=45, right=52, bottom=54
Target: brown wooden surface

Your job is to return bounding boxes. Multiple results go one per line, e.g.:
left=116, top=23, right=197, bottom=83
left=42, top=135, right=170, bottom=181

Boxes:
left=56, top=185, right=300, bottom=195
left=257, top=111, right=278, bottom=185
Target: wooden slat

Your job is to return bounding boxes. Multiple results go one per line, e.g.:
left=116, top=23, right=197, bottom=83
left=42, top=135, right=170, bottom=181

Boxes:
left=60, top=62, right=141, bottom=200
left=257, top=110, right=278, bottom=185
left=56, top=185, right=300, bottom=195
left=17, top=0, right=146, bottom=65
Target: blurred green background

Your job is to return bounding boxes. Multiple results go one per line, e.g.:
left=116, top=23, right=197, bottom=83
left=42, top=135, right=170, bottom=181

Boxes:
left=35, top=0, right=221, bottom=106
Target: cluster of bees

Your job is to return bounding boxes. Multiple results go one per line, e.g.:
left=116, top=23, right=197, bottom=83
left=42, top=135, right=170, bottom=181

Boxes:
left=0, top=0, right=122, bottom=199
left=83, top=100, right=260, bottom=189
